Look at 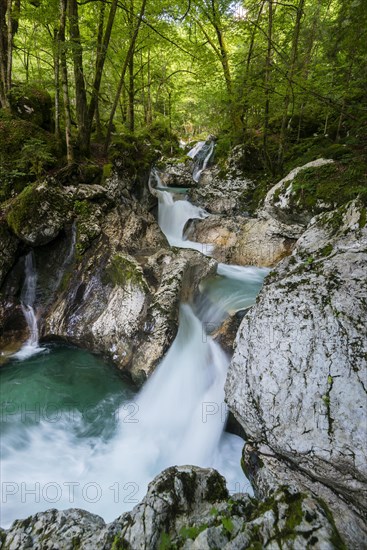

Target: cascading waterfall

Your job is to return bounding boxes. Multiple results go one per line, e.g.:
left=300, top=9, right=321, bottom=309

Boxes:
left=150, top=169, right=213, bottom=253
left=1, top=302, right=253, bottom=527
left=189, top=140, right=215, bottom=182
left=13, top=252, right=44, bottom=360
left=1, top=150, right=269, bottom=528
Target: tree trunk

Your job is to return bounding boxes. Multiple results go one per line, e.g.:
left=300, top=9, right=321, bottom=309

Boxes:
left=0, top=0, right=10, bottom=108
left=128, top=52, right=135, bottom=132
left=263, top=0, right=274, bottom=172
left=59, top=0, right=73, bottom=163
left=68, top=0, right=89, bottom=156
left=88, top=0, right=118, bottom=135
left=105, top=0, right=147, bottom=152
left=277, top=0, right=305, bottom=169
left=53, top=29, right=61, bottom=140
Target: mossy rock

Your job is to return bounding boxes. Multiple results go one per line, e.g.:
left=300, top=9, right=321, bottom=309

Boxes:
left=9, top=84, right=53, bottom=131
left=6, top=180, right=72, bottom=246
left=0, top=112, right=58, bottom=201
left=102, top=254, right=147, bottom=289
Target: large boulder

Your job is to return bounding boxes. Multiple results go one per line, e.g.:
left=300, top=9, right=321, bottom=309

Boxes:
left=0, top=466, right=344, bottom=549
left=229, top=216, right=302, bottom=267
left=42, top=204, right=215, bottom=383
left=261, top=158, right=334, bottom=225
left=6, top=180, right=72, bottom=246
left=189, top=166, right=254, bottom=215
left=225, top=200, right=367, bottom=547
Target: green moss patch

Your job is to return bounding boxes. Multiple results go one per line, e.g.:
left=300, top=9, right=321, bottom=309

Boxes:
left=290, top=161, right=367, bottom=212
left=102, top=255, right=147, bottom=289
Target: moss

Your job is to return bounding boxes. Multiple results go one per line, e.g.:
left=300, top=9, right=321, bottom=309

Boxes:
left=9, top=84, right=53, bottom=130
left=290, top=160, right=367, bottom=215
left=6, top=181, right=69, bottom=241
left=359, top=207, right=366, bottom=228
left=158, top=532, right=177, bottom=550
left=102, top=254, right=146, bottom=289
left=281, top=490, right=304, bottom=533
left=111, top=534, right=130, bottom=550
left=315, top=498, right=347, bottom=549
left=103, top=163, right=113, bottom=180
left=179, top=524, right=207, bottom=540
left=74, top=199, right=93, bottom=218
left=109, top=122, right=179, bottom=181
left=319, top=244, right=333, bottom=257
left=0, top=113, right=58, bottom=202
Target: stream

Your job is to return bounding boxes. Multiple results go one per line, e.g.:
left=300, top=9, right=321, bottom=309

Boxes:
left=0, top=143, right=268, bottom=528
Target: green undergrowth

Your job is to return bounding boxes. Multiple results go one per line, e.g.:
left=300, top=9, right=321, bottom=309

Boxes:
left=109, top=121, right=180, bottom=179
left=0, top=111, right=58, bottom=202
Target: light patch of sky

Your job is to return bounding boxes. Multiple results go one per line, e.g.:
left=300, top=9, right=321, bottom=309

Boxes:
left=230, top=2, right=248, bottom=20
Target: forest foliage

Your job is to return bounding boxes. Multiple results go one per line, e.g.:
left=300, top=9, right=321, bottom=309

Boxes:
left=0, top=0, right=366, bottom=176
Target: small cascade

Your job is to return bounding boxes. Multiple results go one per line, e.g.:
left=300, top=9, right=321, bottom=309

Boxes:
left=150, top=169, right=213, bottom=253
left=188, top=140, right=215, bottom=182
left=197, top=263, right=270, bottom=328
left=13, top=252, right=44, bottom=360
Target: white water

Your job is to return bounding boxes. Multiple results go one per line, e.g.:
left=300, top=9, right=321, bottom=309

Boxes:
left=197, top=264, right=270, bottom=328
left=150, top=169, right=213, bottom=253
left=1, top=155, right=268, bottom=528
left=191, top=141, right=215, bottom=182
left=13, top=253, right=45, bottom=360
left=1, top=305, right=249, bottom=527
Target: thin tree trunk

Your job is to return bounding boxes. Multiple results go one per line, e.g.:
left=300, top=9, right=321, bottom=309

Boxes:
left=277, top=0, right=305, bottom=169
left=6, top=0, right=12, bottom=90
left=59, top=0, right=73, bottom=163
left=241, top=0, right=265, bottom=129
left=263, top=0, right=274, bottom=172
left=68, top=0, right=89, bottom=156
left=53, top=29, right=61, bottom=140
left=105, top=0, right=147, bottom=152
left=88, top=0, right=118, bottom=134
left=0, top=0, right=10, bottom=108
left=128, top=53, right=134, bottom=132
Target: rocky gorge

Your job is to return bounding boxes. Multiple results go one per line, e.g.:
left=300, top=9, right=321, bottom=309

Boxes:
left=0, top=140, right=366, bottom=549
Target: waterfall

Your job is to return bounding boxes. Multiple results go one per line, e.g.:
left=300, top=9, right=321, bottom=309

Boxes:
left=13, top=252, right=44, bottom=360
left=150, top=169, right=213, bottom=254
left=188, top=140, right=215, bottom=182
left=0, top=303, right=250, bottom=527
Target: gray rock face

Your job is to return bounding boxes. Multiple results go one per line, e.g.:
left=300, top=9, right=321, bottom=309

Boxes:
left=158, top=162, right=196, bottom=188
left=189, top=166, right=253, bottom=215
left=225, top=200, right=367, bottom=547
left=229, top=216, right=302, bottom=267
left=261, top=158, right=334, bottom=225
left=42, top=205, right=215, bottom=382
left=0, top=466, right=344, bottom=550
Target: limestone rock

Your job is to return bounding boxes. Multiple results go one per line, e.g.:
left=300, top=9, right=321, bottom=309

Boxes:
left=159, top=162, right=196, bottom=188
left=229, top=216, right=302, bottom=267
left=0, top=467, right=344, bottom=550
left=261, top=158, right=334, bottom=225
left=186, top=215, right=243, bottom=263
left=130, top=248, right=216, bottom=381
left=6, top=180, right=72, bottom=246
left=225, top=200, right=367, bottom=547
left=189, top=166, right=253, bottom=215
